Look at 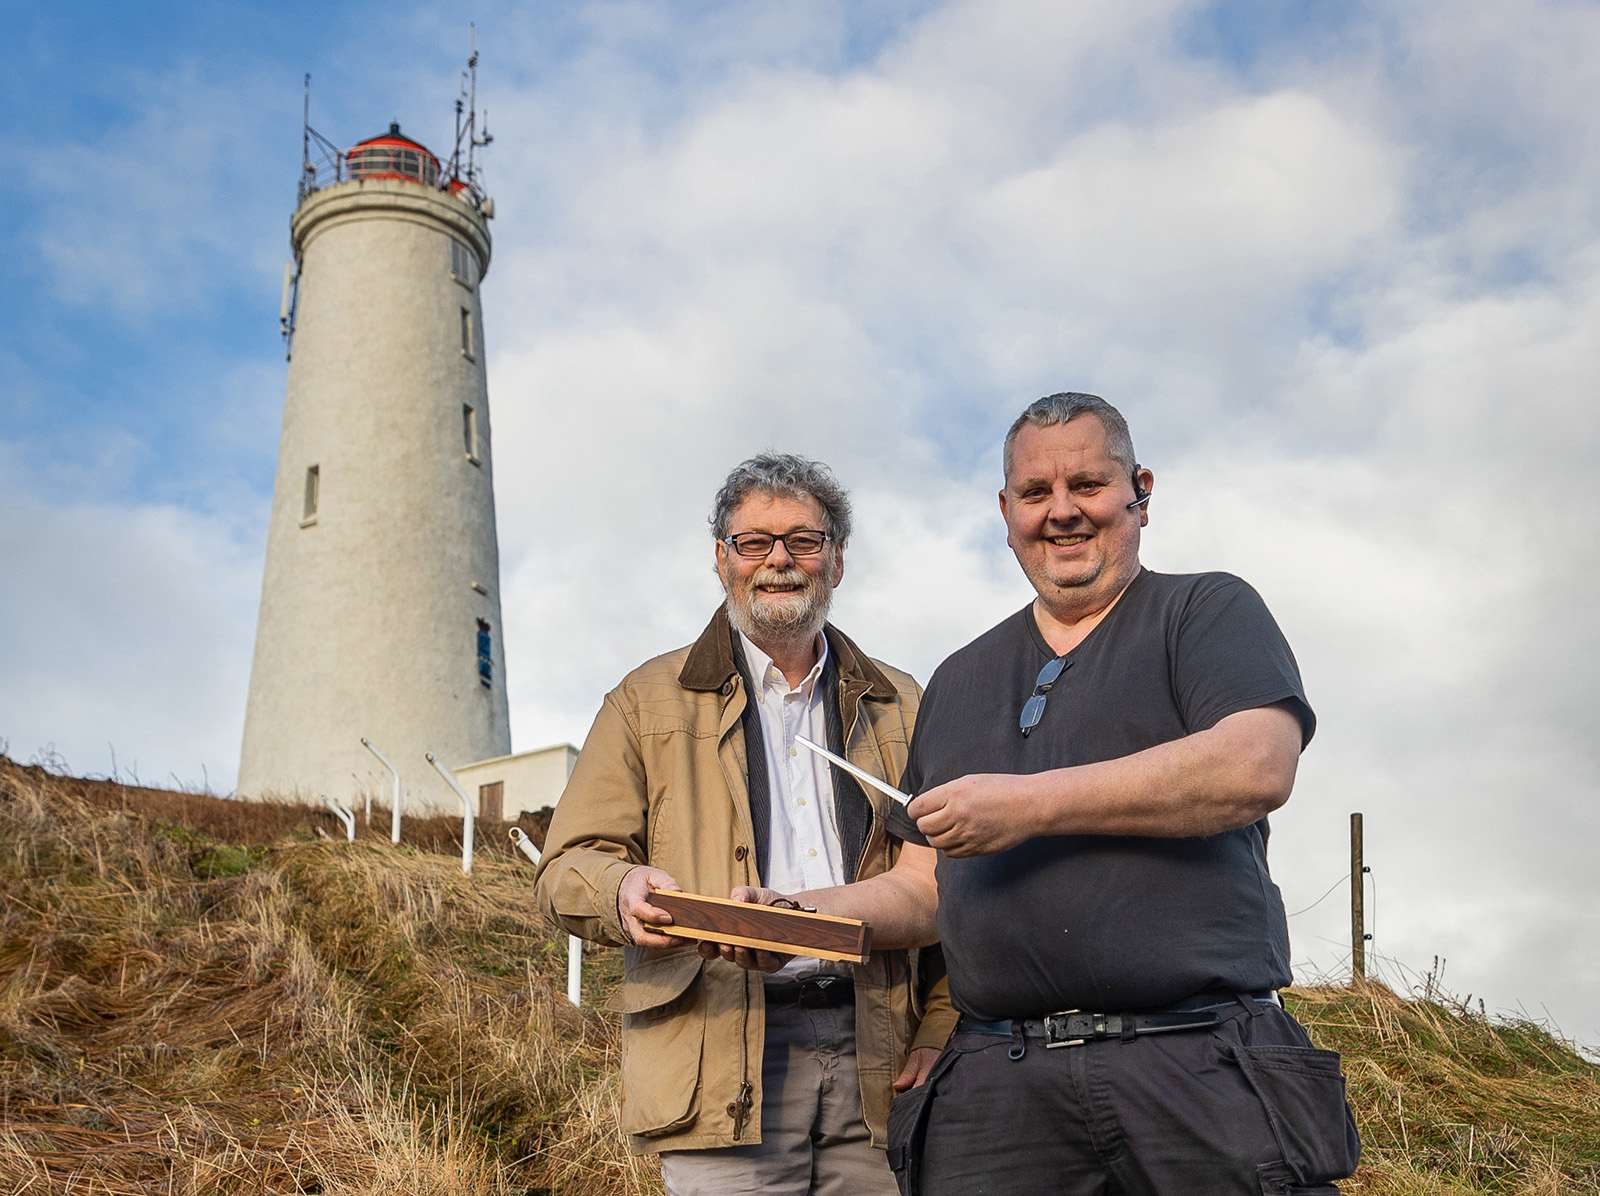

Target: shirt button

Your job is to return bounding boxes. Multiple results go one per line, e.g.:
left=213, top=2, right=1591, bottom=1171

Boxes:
left=789, top=747, right=797, bottom=757
left=797, top=798, right=807, bottom=806
left=808, top=848, right=818, bottom=858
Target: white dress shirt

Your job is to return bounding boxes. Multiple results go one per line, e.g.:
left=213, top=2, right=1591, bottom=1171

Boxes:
left=740, top=631, right=848, bottom=980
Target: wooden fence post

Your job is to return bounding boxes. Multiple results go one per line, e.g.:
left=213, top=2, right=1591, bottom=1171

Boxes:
left=1351, top=812, right=1365, bottom=981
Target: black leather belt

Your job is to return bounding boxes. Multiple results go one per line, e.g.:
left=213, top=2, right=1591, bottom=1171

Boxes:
left=964, top=991, right=1279, bottom=1049
left=765, top=976, right=855, bottom=1009
left=1161, top=987, right=1281, bottom=1012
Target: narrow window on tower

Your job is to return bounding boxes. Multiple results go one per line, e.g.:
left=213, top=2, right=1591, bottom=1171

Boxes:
left=463, top=405, right=479, bottom=464
left=460, top=307, right=475, bottom=360
left=476, top=618, right=493, bottom=689
left=301, top=464, right=320, bottom=525
left=450, top=239, right=477, bottom=289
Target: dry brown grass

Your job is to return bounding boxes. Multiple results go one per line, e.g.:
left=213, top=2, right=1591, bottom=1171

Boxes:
left=5, top=754, right=1599, bottom=1194
left=0, top=756, right=657, bottom=1195
left=1287, top=982, right=1600, bottom=1194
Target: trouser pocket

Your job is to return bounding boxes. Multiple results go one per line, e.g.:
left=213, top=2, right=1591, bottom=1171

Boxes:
left=1257, top=1160, right=1340, bottom=1195
left=1228, top=1044, right=1361, bottom=1184
left=886, top=1047, right=958, bottom=1196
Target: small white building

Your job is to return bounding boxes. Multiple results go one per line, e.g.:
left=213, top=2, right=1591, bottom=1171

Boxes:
left=451, top=743, right=578, bottom=820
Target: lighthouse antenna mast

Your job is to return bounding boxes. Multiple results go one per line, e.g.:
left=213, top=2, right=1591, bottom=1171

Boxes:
left=286, top=75, right=346, bottom=356
left=297, top=75, right=346, bottom=204
left=446, top=25, right=492, bottom=207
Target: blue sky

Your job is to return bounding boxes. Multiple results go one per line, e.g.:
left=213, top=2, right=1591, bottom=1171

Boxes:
left=4, top=0, right=1600, bottom=1047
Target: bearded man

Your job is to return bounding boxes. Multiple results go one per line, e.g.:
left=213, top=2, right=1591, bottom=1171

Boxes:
left=535, top=453, right=953, bottom=1196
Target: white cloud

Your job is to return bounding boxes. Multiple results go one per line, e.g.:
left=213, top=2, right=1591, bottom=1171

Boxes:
left=979, top=91, right=1400, bottom=297
left=0, top=447, right=261, bottom=791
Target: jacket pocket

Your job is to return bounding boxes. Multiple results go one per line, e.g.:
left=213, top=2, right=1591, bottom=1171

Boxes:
left=1229, top=1044, right=1361, bottom=1184
left=610, top=951, right=706, bottom=1137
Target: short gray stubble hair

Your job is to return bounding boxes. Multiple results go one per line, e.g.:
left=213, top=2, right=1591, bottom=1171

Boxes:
left=1003, top=392, right=1138, bottom=482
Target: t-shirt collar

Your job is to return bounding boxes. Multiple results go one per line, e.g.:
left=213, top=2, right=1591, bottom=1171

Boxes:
left=1026, top=566, right=1149, bottom=660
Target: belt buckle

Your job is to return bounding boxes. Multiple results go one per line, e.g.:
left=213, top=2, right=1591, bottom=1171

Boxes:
left=1041, top=1009, right=1085, bottom=1049
left=797, top=977, right=844, bottom=1008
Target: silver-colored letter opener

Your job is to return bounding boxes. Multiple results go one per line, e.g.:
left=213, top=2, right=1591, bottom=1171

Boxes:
left=795, top=735, right=912, bottom=806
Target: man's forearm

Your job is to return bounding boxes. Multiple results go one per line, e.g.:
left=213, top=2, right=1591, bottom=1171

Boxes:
left=908, top=704, right=1304, bottom=855
left=789, top=845, right=940, bottom=949
left=1022, top=703, right=1302, bottom=837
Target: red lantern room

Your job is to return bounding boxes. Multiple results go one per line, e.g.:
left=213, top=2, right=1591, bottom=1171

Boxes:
left=345, top=123, right=441, bottom=188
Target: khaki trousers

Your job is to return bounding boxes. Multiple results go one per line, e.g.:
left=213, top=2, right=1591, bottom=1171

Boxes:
left=660, top=1000, right=899, bottom=1196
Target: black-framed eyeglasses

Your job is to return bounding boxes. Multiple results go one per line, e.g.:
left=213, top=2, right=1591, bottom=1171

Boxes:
left=722, top=530, right=831, bottom=558
left=1020, top=655, right=1071, bottom=737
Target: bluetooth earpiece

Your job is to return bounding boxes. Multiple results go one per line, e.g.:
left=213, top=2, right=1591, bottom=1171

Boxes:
left=1127, top=464, right=1150, bottom=509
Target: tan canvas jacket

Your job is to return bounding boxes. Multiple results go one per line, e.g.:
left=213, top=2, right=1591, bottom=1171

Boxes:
left=534, top=607, right=957, bottom=1155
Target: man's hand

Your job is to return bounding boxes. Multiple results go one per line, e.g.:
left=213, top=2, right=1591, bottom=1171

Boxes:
left=617, top=865, right=687, bottom=948
left=908, top=774, right=1034, bottom=857
left=695, top=884, right=794, bottom=973
left=893, top=1046, right=943, bottom=1091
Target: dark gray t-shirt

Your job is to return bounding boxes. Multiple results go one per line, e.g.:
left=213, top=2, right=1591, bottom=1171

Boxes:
left=901, top=569, right=1313, bottom=1019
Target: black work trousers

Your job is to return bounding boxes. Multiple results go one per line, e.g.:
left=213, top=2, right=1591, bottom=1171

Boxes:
left=911, top=1001, right=1358, bottom=1196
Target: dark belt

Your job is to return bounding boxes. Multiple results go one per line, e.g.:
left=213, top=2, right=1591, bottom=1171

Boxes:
left=963, top=990, right=1279, bottom=1050
left=764, top=976, right=855, bottom=1009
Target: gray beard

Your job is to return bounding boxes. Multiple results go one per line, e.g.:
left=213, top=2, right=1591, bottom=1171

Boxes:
left=724, top=569, right=834, bottom=644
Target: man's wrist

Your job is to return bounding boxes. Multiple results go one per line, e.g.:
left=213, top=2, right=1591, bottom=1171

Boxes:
left=1021, top=767, right=1081, bottom=837
left=599, top=858, right=640, bottom=945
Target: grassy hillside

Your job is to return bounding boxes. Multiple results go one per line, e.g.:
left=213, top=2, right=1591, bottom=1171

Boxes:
left=3, top=756, right=1598, bottom=1194
left=1289, top=987, right=1599, bottom=1193
left=0, top=757, right=648, bottom=1195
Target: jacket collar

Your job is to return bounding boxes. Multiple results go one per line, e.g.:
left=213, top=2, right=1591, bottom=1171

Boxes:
left=679, top=604, right=897, bottom=700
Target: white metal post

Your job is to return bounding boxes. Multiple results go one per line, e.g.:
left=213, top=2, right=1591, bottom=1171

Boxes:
left=360, top=737, right=402, bottom=844
left=425, top=751, right=475, bottom=875
left=508, top=825, right=540, bottom=865
left=567, top=932, right=582, bottom=1006
left=508, top=827, right=582, bottom=1007
left=322, top=795, right=355, bottom=841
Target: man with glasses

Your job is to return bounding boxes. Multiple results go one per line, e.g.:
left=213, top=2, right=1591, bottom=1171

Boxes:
left=881, top=393, right=1360, bottom=1194
left=535, top=453, right=952, bottom=1196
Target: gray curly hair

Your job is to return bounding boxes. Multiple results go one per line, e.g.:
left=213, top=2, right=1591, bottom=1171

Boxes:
left=710, top=453, right=853, bottom=547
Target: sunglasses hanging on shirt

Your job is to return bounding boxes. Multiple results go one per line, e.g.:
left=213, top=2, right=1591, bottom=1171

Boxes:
left=1020, top=655, right=1071, bottom=737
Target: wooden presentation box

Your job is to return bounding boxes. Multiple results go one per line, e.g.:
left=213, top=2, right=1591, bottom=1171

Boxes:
left=651, top=892, right=872, bottom=964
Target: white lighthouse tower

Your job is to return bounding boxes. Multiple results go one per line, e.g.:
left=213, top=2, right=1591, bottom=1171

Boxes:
left=238, top=68, right=510, bottom=813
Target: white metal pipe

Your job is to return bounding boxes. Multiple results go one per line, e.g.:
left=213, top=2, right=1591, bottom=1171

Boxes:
left=566, top=933, right=582, bottom=1006
left=322, top=795, right=355, bottom=841
left=508, top=824, right=540, bottom=865
left=425, top=751, right=474, bottom=875
left=507, top=828, right=582, bottom=1006
left=360, top=737, right=402, bottom=843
